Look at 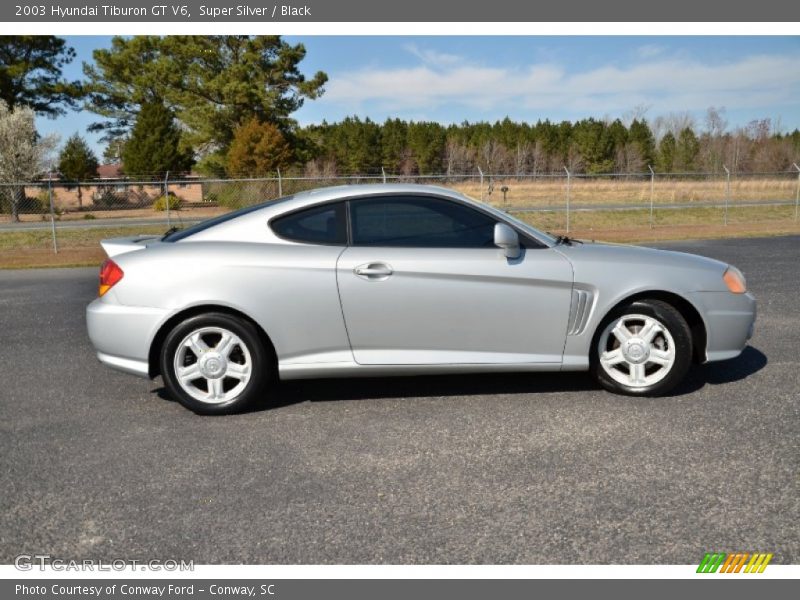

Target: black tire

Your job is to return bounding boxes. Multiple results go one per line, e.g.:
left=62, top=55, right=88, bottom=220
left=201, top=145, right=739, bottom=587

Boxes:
left=590, top=299, right=692, bottom=396
left=160, top=312, right=271, bottom=415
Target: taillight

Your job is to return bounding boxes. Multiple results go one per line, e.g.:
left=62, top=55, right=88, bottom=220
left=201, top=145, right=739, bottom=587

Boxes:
left=99, top=259, right=124, bottom=296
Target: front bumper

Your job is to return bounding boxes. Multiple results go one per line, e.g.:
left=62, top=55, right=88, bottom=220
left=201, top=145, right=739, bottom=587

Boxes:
left=86, top=297, right=169, bottom=378
left=688, top=290, right=757, bottom=362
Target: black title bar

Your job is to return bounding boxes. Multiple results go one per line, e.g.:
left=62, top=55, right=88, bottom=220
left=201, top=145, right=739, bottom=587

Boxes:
left=4, top=0, right=800, bottom=22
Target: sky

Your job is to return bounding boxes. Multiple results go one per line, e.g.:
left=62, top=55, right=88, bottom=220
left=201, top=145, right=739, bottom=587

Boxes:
left=36, top=36, right=800, bottom=159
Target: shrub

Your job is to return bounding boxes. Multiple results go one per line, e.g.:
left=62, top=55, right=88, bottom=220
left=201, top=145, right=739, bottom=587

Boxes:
left=203, top=181, right=274, bottom=209
left=33, top=190, right=52, bottom=211
left=93, top=188, right=128, bottom=209
left=153, top=194, right=182, bottom=211
left=0, top=188, right=48, bottom=214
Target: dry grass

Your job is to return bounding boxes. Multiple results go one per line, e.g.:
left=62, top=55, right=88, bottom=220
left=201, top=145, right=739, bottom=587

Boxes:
left=0, top=225, right=166, bottom=269
left=2, top=176, right=798, bottom=268
left=0, top=205, right=225, bottom=224
left=1, top=205, right=798, bottom=269
left=513, top=204, right=800, bottom=243
left=450, top=176, right=799, bottom=208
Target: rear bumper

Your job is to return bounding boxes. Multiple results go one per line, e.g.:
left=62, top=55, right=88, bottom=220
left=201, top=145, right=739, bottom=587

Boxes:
left=688, top=291, right=757, bottom=362
left=86, top=298, right=168, bottom=379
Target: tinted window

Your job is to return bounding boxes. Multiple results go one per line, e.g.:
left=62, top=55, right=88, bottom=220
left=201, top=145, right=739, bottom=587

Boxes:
left=350, top=196, right=497, bottom=248
left=271, top=203, right=346, bottom=245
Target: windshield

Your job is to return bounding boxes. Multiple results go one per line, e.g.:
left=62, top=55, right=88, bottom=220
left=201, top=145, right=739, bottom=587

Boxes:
left=162, top=195, right=295, bottom=242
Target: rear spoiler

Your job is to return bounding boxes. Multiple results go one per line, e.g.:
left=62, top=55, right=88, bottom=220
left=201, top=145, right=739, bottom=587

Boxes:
left=100, top=235, right=161, bottom=258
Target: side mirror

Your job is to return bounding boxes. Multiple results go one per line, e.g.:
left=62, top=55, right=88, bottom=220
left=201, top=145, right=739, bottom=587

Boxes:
left=494, top=223, right=521, bottom=259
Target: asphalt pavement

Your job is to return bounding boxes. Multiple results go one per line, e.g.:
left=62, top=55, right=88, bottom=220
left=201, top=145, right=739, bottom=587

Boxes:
left=0, top=236, right=797, bottom=564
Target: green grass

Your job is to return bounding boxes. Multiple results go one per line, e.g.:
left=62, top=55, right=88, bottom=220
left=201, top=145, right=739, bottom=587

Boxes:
left=0, top=225, right=166, bottom=250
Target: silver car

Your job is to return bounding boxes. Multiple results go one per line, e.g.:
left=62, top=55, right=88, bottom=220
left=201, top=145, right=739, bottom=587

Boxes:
left=86, top=184, right=756, bottom=414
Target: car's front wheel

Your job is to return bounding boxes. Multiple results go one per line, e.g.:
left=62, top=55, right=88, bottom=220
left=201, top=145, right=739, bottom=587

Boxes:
left=160, top=313, right=270, bottom=414
left=590, top=299, right=692, bottom=396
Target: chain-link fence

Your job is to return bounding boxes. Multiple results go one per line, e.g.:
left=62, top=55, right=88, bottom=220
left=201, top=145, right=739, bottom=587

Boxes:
left=1, top=168, right=799, bottom=266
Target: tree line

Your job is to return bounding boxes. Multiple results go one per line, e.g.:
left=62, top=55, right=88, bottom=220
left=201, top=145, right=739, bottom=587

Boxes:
left=301, top=113, right=800, bottom=176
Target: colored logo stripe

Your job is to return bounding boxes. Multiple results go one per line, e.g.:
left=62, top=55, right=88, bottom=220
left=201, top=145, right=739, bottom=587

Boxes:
left=697, top=553, right=726, bottom=573
left=697, top=552, right=773, bottom=573
left=745, top=553, right=773, bottom=573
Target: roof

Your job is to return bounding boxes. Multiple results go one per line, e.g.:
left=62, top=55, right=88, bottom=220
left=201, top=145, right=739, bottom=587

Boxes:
left=96, top=163, right=122, bottom=179
left=288, top=183, right=468, bottom=205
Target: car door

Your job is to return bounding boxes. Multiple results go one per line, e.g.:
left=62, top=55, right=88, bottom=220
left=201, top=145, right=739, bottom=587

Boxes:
left=336, top=194, right=574, bottom=365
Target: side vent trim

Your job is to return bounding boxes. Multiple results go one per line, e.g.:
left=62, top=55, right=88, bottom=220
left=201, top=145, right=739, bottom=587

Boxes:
left=567, top=289, right=594, bottom=336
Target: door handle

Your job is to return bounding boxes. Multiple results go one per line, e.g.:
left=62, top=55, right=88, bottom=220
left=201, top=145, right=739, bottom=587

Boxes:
left=354, top=262, right=393, bottom=280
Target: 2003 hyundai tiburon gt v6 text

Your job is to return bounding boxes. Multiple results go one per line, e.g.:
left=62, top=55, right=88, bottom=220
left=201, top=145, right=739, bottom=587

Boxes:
left=87, top=184, right=756, bottom=414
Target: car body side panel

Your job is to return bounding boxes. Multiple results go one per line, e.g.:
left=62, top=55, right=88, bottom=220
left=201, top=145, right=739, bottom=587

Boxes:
left=556, top=243, right=755, bottom=368
left=86, top=297, right=168, bottom=375
left=336, top=246, right=574, bottom=364
left=686, top=290, right=756, bottom=361
left=104, top=241, right=353, bottom=366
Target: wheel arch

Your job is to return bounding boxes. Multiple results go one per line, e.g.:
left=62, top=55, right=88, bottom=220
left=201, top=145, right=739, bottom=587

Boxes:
left=148, top=304, right=278, bottom=379
left=594, top=290, right=708, bottom=364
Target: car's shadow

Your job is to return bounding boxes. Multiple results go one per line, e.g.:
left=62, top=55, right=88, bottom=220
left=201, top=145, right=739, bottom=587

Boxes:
left=670, top=345, right=768, bottom=395
left=152, top=346, right=767, bottom=413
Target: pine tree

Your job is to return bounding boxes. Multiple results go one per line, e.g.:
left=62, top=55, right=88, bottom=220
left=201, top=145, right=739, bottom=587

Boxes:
left=407, top=122, right=446, bottom=174
left=58, top=133, right=98, bottom=208
left=0, top=36, right=82, bottom=116
left=628, top=119, right=656, bottom=166
left=656, top=132, right=677, bottom=172
left=675, top=127, right=700, bottom=172
left=380, top=118, right=409, bottom=173
left=121, top=101, right=192, bottom=179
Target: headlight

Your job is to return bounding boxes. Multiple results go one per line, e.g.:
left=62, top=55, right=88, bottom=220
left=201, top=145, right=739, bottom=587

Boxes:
left=723, top=266, right=747, bottom=294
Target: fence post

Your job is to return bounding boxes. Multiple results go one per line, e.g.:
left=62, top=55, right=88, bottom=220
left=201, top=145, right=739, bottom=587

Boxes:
left=722, top=165, right=730, bottom=226
left=478, top=166, right=484, bottom=201
left=277, top=168, right=283, bottom=197
left=164, top=171, right=170, bottom=229
left=648, top=165, right=655, bottom=229
left=563, top=166, right=571, bottom=233
left=381, top=166, right=387, bottom=184
left=48, top=168, right=58, bottom=254
left=794, top=163, right=800, bottom=221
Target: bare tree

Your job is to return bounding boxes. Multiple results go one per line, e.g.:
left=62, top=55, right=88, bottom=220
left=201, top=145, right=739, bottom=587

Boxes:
left=514, top=141, right=532, bottom=177
left=700, top=106, right=729, bottom=172
left=479, top=139, right=505, bottom=173
left=623, top=103, right=652, bottom=127
left=653, top=111, right=696, bottom=141
left=304, top=158, right=338, bottom=178
left=531, top=140, right=546, bottom=177
left=705, top=106, right=728, bottom=137
left=443, top=138, right=474, bottom=176
left=565, top=144, right=585, bottom=173
left=615, top=142, right=645, bottom=174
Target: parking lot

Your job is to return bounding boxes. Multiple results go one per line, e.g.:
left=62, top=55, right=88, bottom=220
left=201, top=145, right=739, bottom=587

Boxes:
left=1, top=235, right=797, bottom=564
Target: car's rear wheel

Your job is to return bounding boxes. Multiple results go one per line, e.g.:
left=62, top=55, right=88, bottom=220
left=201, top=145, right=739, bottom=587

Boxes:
left=160, top=313, right=270, bottom=414
left=590, top=299, right=692, bottom=396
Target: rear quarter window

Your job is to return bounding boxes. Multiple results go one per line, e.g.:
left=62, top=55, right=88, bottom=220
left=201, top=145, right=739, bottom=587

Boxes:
left=270, top=202, right=347, bottom=245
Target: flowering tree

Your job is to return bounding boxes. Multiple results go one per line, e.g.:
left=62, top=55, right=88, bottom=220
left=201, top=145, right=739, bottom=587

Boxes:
left=0, top=100, right=58, bottom=221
